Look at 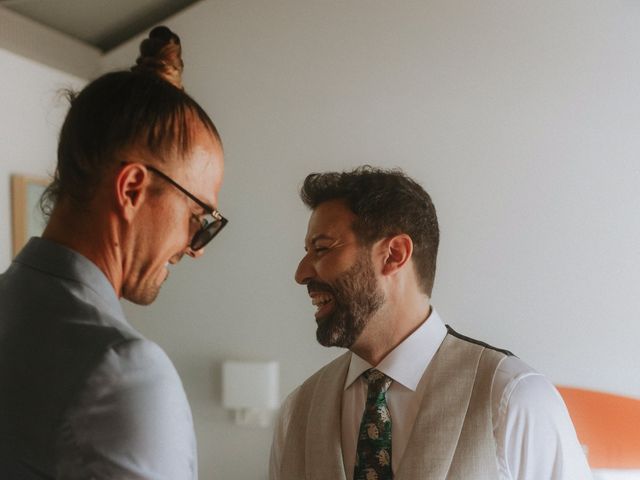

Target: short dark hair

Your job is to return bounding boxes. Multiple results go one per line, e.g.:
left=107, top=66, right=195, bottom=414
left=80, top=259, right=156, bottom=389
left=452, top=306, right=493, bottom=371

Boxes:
left=300, top=166, right=439, bottom=295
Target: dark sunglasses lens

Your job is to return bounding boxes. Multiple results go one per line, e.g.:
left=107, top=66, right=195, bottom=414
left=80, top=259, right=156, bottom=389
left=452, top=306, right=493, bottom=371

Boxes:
left=190, top=220, right=225, bottom=251
left=190, top=229, right=212, bottom=251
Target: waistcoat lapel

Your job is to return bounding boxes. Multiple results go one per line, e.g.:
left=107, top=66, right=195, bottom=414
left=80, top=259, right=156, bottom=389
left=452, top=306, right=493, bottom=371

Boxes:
left=395, top=334, right=483, bottom=479
left=304, top=352, right=350, bottom=480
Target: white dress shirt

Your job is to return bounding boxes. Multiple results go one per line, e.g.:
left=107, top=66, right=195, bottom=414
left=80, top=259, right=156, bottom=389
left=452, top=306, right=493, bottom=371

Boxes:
left=271, top=309, right=592, bottom=480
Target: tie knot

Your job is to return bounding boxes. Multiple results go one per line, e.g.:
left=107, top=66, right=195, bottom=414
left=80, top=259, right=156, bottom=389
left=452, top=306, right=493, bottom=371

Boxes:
left=363, top=368, right=392, bottom=393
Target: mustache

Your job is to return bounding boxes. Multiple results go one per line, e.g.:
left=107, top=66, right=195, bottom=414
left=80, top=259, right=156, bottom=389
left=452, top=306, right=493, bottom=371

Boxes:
left=307, top=281, right=334, bottom=295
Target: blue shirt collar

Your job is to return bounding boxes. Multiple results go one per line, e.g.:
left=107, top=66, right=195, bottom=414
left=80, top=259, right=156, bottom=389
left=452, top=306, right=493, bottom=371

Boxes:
left=14, top=237, right=126, bottom=323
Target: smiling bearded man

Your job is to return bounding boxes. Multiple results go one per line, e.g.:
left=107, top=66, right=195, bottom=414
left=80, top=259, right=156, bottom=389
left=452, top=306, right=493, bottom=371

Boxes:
left=269, top=166, right=591, bottom=480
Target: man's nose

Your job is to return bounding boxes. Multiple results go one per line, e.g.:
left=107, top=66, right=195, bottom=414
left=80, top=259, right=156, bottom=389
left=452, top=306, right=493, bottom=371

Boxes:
left=294, top=255, right=314, bottom=285
left=186, top=246, right=205, bottom=259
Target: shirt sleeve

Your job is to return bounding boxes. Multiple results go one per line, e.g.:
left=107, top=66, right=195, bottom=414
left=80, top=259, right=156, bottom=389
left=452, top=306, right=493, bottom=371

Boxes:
left=56, top=338, right=198, bottom=480
left=494, top=364, right=592, bottom=480
left=269, top=387, right=300, bottom=480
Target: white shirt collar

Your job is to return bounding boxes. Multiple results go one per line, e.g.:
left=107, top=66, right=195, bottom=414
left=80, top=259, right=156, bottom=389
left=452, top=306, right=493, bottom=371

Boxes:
left=344, top=308, right=448, bottom=391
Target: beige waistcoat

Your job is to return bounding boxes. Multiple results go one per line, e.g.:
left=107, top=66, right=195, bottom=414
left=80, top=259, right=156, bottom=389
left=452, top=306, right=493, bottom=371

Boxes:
left=279, top=331, right=508, bottom=479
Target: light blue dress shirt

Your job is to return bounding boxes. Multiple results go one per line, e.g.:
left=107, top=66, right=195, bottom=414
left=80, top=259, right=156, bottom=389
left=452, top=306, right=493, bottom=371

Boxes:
left=0, top=238, right=197, bottom=479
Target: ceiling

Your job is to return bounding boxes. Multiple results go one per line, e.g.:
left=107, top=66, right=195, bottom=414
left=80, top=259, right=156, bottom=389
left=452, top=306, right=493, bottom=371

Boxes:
left=0, top=0, right=201, bottom=52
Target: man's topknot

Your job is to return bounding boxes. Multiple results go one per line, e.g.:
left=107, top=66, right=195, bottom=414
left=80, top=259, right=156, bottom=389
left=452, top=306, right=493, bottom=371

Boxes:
left=132, top=25, right=184, bottom=90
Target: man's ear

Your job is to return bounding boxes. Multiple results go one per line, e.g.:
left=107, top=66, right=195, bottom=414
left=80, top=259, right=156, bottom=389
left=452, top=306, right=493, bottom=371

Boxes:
left=380, top=234, right=413, bottom=277
left=116, top=164, right=149, bottom=222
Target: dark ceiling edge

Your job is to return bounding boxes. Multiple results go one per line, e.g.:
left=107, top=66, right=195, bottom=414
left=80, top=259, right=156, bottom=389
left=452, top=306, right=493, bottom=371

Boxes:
left=0, top=0, right=205, bottom=53
left=0, top=5, right=101, bottom=80
left=98, top=1, right=201, bottom=52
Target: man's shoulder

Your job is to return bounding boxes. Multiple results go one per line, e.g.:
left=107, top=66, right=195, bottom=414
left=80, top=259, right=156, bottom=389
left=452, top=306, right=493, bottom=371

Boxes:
left=104, top=337, right=182, bottom=379
left=442, top=326, right=545, bottom=392
left=80, top=337, right=188, bottom=411
left=1, top=254, right=141, bottom=344
left=445, top=325, right=515, bottom=357
left=1, top=238, right=129, bottom=331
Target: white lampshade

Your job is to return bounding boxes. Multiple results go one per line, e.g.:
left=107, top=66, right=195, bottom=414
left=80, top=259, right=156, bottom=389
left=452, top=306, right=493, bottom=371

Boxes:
left=222, top=361, right=279, bottom=410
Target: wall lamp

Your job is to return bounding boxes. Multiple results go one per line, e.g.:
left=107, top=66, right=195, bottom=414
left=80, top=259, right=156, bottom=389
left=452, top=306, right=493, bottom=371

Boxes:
left=222, top=360, right=279, bottom=427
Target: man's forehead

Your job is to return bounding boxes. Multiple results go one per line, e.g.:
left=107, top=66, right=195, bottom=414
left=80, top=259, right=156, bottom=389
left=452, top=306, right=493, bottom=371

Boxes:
left=176, top=141, right=224, bottom=208
left=305, top=200, right=356, bottom=241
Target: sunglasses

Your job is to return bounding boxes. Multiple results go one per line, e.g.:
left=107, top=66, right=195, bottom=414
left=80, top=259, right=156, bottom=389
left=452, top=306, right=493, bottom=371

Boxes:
left=139, top=164, right=228, bottom=251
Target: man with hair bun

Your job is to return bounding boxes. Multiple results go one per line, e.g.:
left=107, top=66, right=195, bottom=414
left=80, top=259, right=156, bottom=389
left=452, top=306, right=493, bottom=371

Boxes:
left=0, top=26, right=224, bottom=478
left=270, top=166, right=591, bottom=479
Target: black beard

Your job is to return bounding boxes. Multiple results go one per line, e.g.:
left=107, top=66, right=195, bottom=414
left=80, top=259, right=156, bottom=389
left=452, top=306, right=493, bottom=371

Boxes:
left=313, top=251, right=384, bottom=348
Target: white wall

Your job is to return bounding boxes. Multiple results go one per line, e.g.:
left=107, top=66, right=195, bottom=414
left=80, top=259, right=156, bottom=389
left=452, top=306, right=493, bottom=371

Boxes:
left=5, top=1, right=639, bottom=478
left=0, top=47, right=86, bottom=269
left=103, top=1, right=640, bottom=478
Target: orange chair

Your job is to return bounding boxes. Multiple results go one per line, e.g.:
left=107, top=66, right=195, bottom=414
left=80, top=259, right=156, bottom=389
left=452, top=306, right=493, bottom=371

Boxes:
left=557, top=386, right=640, bottom=469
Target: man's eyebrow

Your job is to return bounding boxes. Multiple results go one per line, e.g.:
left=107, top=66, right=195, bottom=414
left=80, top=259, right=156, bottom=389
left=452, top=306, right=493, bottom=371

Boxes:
left=304, top=234, right=334, bottom=250
left=310, top=234, right=334, bottom=243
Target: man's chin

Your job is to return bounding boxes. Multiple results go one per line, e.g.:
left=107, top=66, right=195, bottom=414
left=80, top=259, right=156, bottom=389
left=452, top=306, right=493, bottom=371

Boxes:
left=122, top=285, right=161, bottom=306
left=316, top=316, right=356, bottom=348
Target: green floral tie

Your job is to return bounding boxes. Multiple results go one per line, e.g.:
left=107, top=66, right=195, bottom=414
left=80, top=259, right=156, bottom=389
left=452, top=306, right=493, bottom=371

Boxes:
left=354, top=369, right=393, bottom=480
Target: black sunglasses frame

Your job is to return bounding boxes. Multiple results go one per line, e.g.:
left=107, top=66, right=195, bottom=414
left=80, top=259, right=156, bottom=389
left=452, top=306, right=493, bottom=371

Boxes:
left=123, top=163, right=227, bottom=251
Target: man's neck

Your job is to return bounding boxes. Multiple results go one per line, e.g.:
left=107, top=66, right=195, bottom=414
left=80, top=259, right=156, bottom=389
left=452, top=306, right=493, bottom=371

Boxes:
left=42, top=201, right=123, bottom=297
left=350, top=299, right=432, bottom=366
